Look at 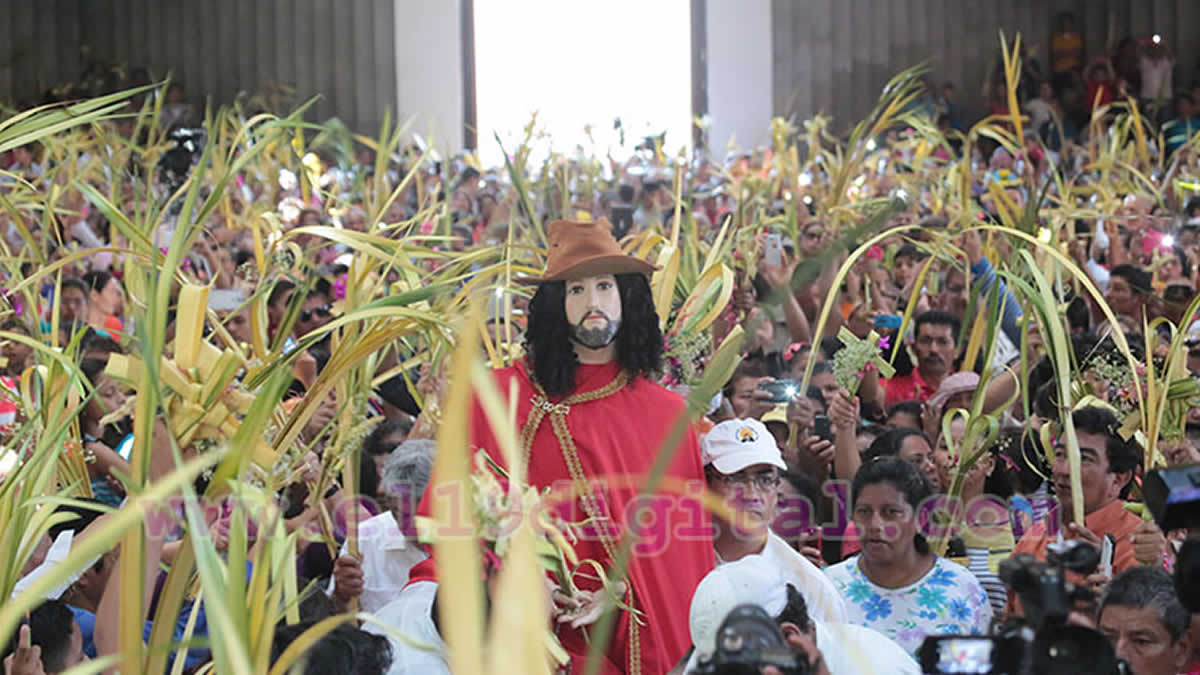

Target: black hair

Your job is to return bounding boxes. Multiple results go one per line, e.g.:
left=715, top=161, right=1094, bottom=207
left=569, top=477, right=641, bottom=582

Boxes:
left=860, top=399, right=884, bottom=424
left=811, top=360, right=833, bottom=377
left=1029, top=334, right=1144, bottom=418
left=849, top=456, right=931, bottom=552
left=1165, top=283, right=1195, bottom=307
left=995, top=428, right=1049, bottom=495
left=1070, top=406, right=1142, bottom=497
left=724, top=360, right=768, bottom=398
left=1032, top=380, right=1059, bottom=420
left=269, top=279, right=296, bottom=307
left=805, top=386, right=826, bottom=411
left=981, top=444, right=1016, bottom=501
left=1110, top=264, right=1153, bottom=296
left=1065, top=295, right=1090, bottom=334
left=1100, top=566, right=1192, bottom=642
left=293, top=578, right=335, bottom=624
left=80, top=357, right=108, bottom=388
left=818, top=336, right=842, bottom=361
left=524, top=273, right=663, bottom=398
left=61, top=278, right=89, bottom=296
left=914, top=310, right=960, bottom=343
left=863, top=428, right=929, bottom=463
left=234, top=248, right=255, bottom=268
left=48, top=498, right=107, bottom=541
left=851, top=456, right=934, bottom=555
left=894, top=243, right=922, bottom=263
left=886, top=401, right=923, bottom=425
left=362, top=418, right=413, bottom=456
left=271, top=622, right=391, bottom=675
left=375, top=372, right=422, bottom=417
left=774, top=584, right=814, bottom=635
left=80, top=331, right=122, bottom=358
left=1, top=600, right=77, bottom=672
left=312, top=278, right=333, bottom=301
left=1173, top=246, right=1192, bottom=279
left=1184, top=196, right=1200, bottom=218
left=81, top=270, right=113, bottom=294
left=618, top=183, right=635, bottom=202
left=1185, top=423, right=1200, bottom=445
left=781, top=470, right=821, bottom=507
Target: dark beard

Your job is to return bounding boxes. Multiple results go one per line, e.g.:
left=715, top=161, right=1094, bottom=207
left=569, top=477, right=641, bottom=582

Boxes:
left=570, top=316, right=621, bottom=349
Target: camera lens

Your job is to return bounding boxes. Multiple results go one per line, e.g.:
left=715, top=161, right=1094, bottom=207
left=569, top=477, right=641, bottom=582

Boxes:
left=1033, top=625, right=1119, bottom=675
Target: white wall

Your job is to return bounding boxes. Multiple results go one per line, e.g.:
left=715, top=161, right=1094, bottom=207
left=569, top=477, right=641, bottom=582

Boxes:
left=394, top=0, right=464, bottom=153
left=706, top=0, right=773, bottom=159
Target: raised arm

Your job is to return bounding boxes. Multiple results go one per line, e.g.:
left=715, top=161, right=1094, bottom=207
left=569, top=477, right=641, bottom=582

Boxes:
left=827, top=389, right=862, bottom=481
left=760, top=251, right=813, bottom=344
left=94, top=419, right=174, bottom=667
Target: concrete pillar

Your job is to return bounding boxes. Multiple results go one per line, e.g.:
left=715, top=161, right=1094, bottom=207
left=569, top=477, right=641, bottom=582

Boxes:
left=706, top=0, right=774, bottom=158
left=394, top=0, right=465, bottom=154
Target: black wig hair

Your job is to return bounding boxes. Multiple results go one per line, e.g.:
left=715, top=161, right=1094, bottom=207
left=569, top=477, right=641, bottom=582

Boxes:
left=524, top=273, right=663, bottom=398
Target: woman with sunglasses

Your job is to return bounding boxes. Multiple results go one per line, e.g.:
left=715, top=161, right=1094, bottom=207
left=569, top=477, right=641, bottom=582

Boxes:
left=824, top=457, right=993, bottom=657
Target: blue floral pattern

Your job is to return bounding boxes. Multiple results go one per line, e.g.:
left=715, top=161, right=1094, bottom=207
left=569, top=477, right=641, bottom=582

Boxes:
left=824, top=556, right=994, bottom=657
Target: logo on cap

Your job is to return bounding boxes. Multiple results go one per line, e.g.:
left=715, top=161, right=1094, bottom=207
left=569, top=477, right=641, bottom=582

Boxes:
left=737, top=426, right=758, bottom=443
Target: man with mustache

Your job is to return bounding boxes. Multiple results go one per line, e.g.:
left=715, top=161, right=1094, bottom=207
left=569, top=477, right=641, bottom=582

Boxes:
left=417, top=219, right=714, bottom=675
left=1004, top=406, right=1152, bottom=615
left=883, top=310, right=960, bottom=408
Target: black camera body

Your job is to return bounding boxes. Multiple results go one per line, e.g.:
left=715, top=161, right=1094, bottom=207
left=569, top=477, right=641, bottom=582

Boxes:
left=920, top=540, right=1124, bottom=674
left=693, top=604, right=811, bottom=675
left=1144, top=464, right=1200, bottom=613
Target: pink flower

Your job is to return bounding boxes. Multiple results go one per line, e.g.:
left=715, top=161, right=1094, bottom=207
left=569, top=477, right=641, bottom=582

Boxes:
left=482, top=547, right=503, bottom=572
left=877, top=335, right=891, bottom=350
left=333, top=274, right=347, bottom=301
left=419, top=221, right=435, bottom=235
left=783, top=342, right=808, bottom=362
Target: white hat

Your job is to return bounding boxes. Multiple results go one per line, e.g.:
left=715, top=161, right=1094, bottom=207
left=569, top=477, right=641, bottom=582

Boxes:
left=689, top=555, right=789, bottom=661
left=701, top=418, right=787, bottom=474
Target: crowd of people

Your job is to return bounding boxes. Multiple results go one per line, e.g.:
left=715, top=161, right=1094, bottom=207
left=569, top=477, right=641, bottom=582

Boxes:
left=2, top=18, right=1200, bottom=675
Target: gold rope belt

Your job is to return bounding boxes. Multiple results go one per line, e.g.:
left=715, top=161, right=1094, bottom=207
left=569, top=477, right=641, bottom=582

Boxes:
left=522, top=370, right=643, bottom=675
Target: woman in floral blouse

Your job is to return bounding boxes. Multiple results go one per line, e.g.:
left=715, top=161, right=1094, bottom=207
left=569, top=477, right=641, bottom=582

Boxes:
left=825, top=456, right=993, bottom=656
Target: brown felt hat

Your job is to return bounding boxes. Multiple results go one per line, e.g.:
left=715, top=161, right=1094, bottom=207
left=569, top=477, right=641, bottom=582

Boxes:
left=518, top=219, right=658, bottom=284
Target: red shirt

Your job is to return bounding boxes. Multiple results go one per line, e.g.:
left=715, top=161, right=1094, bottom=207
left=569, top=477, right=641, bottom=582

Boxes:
left=883, top=369, right=935, bottom=408
left=1086, top=81, right=1115, bottom=107
left=419, top=360, right=714, bottom=674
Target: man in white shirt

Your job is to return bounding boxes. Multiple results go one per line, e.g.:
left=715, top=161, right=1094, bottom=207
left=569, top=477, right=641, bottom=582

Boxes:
left=364, top=579, right=449, bottom=675
left=329, top=440, right=433, bottom=614
left=1140, top=43, right=1174, bottom=103
left=702, top=418, right=847, bottom=624
left=686, top=555, right=920, bottom=675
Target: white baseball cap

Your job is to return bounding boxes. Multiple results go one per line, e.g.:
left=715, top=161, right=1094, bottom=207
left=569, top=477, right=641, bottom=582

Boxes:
left=701, top=418, right=787, bottom=474
left=689, top=555, right=789, bottom=661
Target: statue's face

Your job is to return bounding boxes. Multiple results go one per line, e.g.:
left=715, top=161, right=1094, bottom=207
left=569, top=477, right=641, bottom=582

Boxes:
left=564, top=274, right=622, bottom=349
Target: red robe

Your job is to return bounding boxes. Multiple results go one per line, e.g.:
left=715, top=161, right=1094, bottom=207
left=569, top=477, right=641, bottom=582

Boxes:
left=419, top=360, right=714, bottom=674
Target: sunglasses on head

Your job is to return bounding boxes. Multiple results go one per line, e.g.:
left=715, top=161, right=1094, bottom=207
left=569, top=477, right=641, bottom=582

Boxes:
left=300, top=305, right=332, bottom=322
